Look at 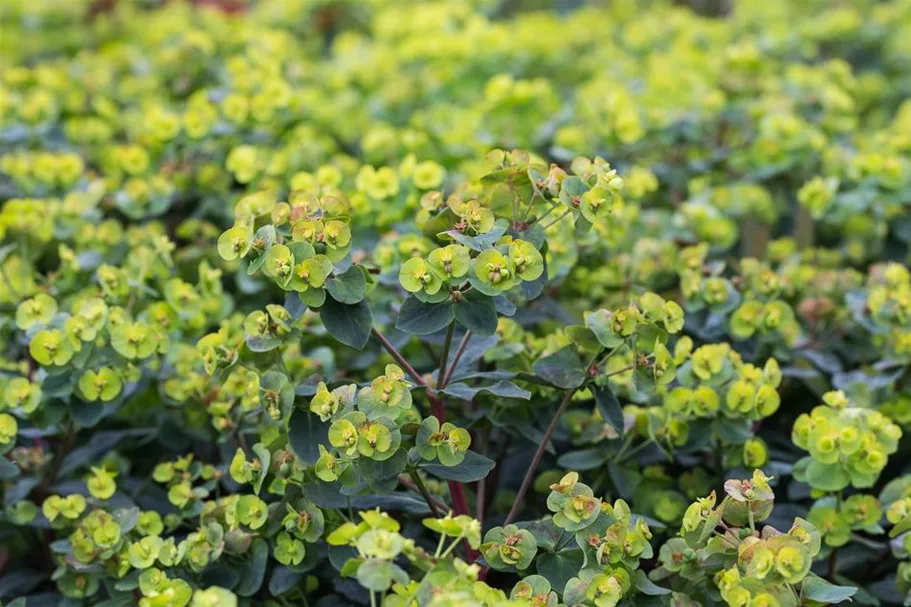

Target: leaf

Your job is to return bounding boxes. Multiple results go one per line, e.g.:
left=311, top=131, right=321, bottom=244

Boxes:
left=536, top=549, right=584, bottom=591
left=199, top=563, right=241, bottom=590
left=396, top=296, right=454, bottom=336
left=0, top=457, right=20, bottom=480
left=633, top=570, right=671, bottom=596
left=454, top=289, right=498, bottom=336
left=593, top=384, right=624, bottom=437
left=287, top=409, right=330, bottom=466
left=60, top=429, right=150, bottom=477
left=422, top=450, right=495, bottom=482
left=443, top=223, right=507, bottom=251
left=235, top=538, right=268, bottom=597
left=252, top=443, right=271, bottom=495
left=890, top=513, right=911, bottom=538
left=802, top=574, right=857, bottom=603
left=532, top=346, right=587, bottom=389
left=326, top=266, right=367, bottom=304
left=494, top=295, right=516, bottom=317
left=440, top=380, right=531, bottom=401
left=804, top=459, right=851, bottom=492
left=516, top=518, right=563, bottom=552
left=71, top=400, right=107, bottom=428
left=556, top=448, right=603, bottom=471
left=269, top=566, right=305, bottom=596
left=284, top=291, right=306, bottom=320
left=608, top=461, right=642, bottom=499
left=320, top=298, right=373, bottom=350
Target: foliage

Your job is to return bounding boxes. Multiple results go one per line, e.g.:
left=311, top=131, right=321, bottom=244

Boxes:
left=2, top=0, right=911, bottom=606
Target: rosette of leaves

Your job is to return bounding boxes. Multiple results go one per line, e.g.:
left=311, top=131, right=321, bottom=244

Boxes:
left=416, top=416, right=471, bottom=466
left=481, top=524, right=538, bottom=571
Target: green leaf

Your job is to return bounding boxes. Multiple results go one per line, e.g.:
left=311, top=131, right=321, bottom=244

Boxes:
left=440, top=380, right=531, bottom=401
left=252, top=443, right=271, bottom=495
left=269, top=566, right=305, bottom=596
left=71, top=400, right=106, bottom=428
left=395, top=296, right=454, bottom=336
left=890, top=513, right=911, bottom=538
left=423, top=450, right=494, bottom=482
left=235, top=538, right=268, bottom=597
left=320, top=298, right=373, bottom=350
left=556, top=448, right=603, bottom=471
left=532, top=346, right=587, bottom=389
left=536, top=549, right=584, bottom=591
left=633, top=570, right=671, bottom=596
left=515, top=518, right=563, bottom=552
left=593, top=384, right=624, bottom=437
left=443, top=223, right=507, bottom=252
left=801, top=574, right=857, bottom=604
left=804, top=459, right=851, bottom=492
left=326, top=266, right=367, bottom=304
left=608, top=461, right=641, bottom=499
left=288, top=409, right=330, bottom=466
left=357, top=559, right=408, bottom=592
left=0, top=457, right=20, bottom=480
left=453, top=289, right=498, bottom=336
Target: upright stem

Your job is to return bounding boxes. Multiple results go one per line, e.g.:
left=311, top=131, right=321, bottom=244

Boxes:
left=440, top=330, right=472, bottom=388
left=407, top=471, right=442, bottom=518
left=794, top=205, right=815, bottom=250
left=539, top=208, right=572, bottom=231
left=373, top=327, right=474, bottom=558
left=437, top=322, right=455, bottom=388
left=372, top=328, right=431, bottom=393
left=504, top=389, right=576, bottom=525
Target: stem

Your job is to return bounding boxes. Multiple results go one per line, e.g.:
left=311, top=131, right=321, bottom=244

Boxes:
left=747, top=504, right=755, bottom=534
left=407, top=471, right=442, bottom=518
left=827, top=547, right=838, bottom=581
left=370, top=591, right=377, bottom=607
left=0, top=262, right=20, bottom=300
left=440, top=330, right=472, bottom=387
left=794, top=205, right=815, bottom=250
left=372, top=328, right=432, bottom=393
left=439, top=535, right=464, bottom=559
left=539, top=208, right=572, bottom=231
left=504, top=389, right=576, bottom=525
left=437, top=322, right=455, bottom=389
left=434, top=532, right=447, bottom=558
left=475, top=427, right=490, bottom=524
left=614, top=439, right=652, bottom=465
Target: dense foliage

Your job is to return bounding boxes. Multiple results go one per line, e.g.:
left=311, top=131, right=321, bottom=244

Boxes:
left=4, top=0, right=911, bottom=605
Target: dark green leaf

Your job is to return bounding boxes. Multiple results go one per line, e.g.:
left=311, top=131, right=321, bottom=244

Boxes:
left=235, top=538, right=268, bottom=597
left=454, top=290, right=498, bottom=336
left=422, top=450, right=495, bottom=482
left=593, top=384, right=624, bottom=437
left=288, top=409, right=330, bottom=466
left=556, top=448, right=603, bottom=471
left=532, top=346, right=586, bottom=389
left=608, top=461, right=641, bottom=499
left=327, top=266, right=367, bottom=305
left=252, top=443, right=271, bottom=495
left=442, top=224, right=507, bottom=252
left=801, top=574, right=857, bottom=603
left=0, top=457, right=20, bottom=480
left=320, top=298, right=373, bottom=350
left=440, top=380, right=531, bottom=401
left=269, top=566, right=304, bottom=596
left=536, top=549, right=584, bottom=591
left=395, top=296, right=454, bottom=336
left=633, top=570, right=671, bottom=595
